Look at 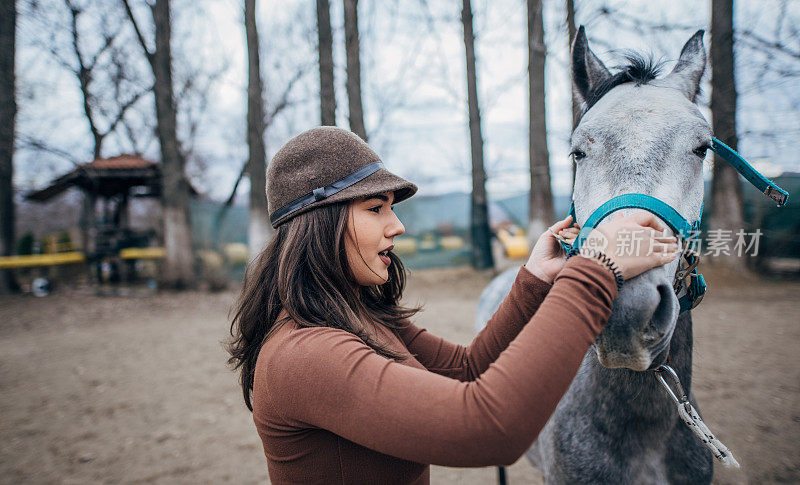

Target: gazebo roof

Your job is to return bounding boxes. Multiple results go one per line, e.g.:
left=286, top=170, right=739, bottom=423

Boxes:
left=84, top=154, right=157, bottom=170
left=26, top=155, right=194, bottom=201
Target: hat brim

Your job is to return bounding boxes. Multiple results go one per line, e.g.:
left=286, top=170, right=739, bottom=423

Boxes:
left=335, top=168, right=417, bottom=203
left=271, top=168, right=417, bottom=227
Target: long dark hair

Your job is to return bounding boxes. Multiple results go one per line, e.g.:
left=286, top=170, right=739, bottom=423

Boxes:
left=226, top=201, right=421, bottom=411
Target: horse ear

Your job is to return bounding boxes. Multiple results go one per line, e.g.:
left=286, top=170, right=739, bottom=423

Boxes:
left=662, top=30, right=706, bottom=101
left=571, top=26, right=611, bottom=108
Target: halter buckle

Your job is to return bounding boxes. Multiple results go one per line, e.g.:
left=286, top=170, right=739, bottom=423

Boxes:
left=765, top=185, right=788, bottom=206
left=688, top=273, right=706, bottom=309
left=673, top=246, right=700, bottom=291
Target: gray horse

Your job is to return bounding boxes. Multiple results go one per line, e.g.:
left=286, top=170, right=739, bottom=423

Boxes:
left=476, top=28, right=715, bottom=483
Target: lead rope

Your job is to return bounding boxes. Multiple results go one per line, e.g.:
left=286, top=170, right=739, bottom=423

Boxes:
left=655, top=365, right=740, bottom=468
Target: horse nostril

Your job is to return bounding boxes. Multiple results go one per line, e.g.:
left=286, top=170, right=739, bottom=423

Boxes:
left=645, top=283, right=677, bottom=339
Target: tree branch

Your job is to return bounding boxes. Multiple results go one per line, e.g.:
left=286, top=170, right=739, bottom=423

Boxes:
left=264, top=64, right=310, bottom=127
left=120, top=0, right=154, bottom=65
left=101, top=87, right=151, bottom=137
left=737, top=29, right=800, bottom=60
left=64, top=0, right=86, bottom=72
left=87, top=26, right=121, bottom=72
left=223, top=161, right=247, bottom=207
left=18, top=135, right=83, bottom=167
left=595, top=5, right=699, bottom=33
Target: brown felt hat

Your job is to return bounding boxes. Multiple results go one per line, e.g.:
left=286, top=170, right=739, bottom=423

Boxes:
left=267, top=126, right=418, bottom=228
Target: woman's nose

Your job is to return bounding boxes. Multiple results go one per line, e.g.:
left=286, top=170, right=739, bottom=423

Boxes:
left=388, top=212, right=405, bottom=237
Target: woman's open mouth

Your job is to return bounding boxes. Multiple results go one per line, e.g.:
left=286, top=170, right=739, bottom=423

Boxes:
left=378, top=245, right=393, bottom=266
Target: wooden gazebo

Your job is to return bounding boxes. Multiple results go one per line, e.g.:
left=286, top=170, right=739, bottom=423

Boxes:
left=26, top=155, right=168, bottom=281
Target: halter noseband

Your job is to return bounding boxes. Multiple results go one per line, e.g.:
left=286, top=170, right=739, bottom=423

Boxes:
left=558, top=137, right=790, bottom=313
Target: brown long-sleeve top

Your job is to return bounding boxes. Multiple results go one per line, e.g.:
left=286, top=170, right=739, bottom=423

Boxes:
left=252, top=256, right=618, bottom=484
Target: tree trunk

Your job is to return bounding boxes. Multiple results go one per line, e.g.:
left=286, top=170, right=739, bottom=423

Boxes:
left=566, top=0, right=578, bottom=127
left=710, top=0, right=744, bottom=268
left=152, top=0, right=195, bottom=287
left=566, top=0, right=578, bottom=193
left=0, top=0, right=18, bottom=293
left=245, top=0, right=271, bottom=257
left=527, top=0, right=554, bottom=242
left=343, top=0, right=367, bottom=140
left=317, top=0, right=336, bottom=126
left=461, top=0, right=494, bottom=271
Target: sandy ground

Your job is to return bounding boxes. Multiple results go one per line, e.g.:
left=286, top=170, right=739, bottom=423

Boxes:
left=0, top=262, right=798, bottom=484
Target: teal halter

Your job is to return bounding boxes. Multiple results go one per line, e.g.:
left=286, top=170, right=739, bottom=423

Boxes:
left=559, top=137, right=790, bottom=314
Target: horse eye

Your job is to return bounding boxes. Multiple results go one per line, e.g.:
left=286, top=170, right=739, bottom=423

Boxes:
left=693, top=145, right=710, bottom=158
left=570, top=150, right=587, bottom=161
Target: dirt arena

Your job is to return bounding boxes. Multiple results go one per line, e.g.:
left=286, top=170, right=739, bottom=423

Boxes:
left=0, top=263, right=797, bottom=484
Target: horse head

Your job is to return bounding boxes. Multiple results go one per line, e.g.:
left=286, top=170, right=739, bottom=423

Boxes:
left=570, top=27, right=709, bottom=371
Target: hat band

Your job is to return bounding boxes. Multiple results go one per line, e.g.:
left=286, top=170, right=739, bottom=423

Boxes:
left=270, top=161, right=385, bottom=226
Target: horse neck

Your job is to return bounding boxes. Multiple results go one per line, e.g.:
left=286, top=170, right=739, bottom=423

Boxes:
left=583, top=311, right=695, bottom=420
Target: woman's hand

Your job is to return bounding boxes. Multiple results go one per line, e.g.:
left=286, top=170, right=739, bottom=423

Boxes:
left=581, top=212, right=679, bottom=280
left=524, top=215, right=580, bottom=284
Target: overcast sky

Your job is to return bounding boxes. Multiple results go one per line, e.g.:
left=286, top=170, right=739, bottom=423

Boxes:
left=14, top=0, right=800, bottom=203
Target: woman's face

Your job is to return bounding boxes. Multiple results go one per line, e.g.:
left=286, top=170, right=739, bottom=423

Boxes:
left=345, top=191, right=405, bottom=286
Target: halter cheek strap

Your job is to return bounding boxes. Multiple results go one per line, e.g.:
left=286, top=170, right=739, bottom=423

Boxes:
left=711, top=138, right=789, bottom=207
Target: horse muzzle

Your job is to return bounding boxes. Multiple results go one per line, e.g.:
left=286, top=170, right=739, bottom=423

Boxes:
left=595, top=275, right=679, bottom=371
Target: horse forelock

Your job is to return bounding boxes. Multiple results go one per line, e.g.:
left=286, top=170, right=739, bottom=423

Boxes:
left=583, top=52, right=666, bottom=114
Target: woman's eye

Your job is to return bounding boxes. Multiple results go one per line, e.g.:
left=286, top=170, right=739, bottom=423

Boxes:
left=368, top=206, right=381, bottom=214
left=570, top=150, right=587, bottom=161
left=693, top=145, right=710, bottom=158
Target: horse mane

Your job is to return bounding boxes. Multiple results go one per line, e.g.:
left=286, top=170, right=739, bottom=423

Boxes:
left=585, top=52, right=666, bottom=110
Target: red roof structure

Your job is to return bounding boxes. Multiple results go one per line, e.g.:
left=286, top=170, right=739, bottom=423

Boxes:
left=86, top=155, right=158, bottom=170
left=27, top=154, right=162, bottom=201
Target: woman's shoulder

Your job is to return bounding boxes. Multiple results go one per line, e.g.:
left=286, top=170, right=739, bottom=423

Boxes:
left=252, top=313, right=379, bottom=416
left=257, top=313, right=370, bottom=370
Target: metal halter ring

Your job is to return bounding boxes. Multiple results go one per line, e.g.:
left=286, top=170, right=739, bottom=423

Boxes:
left=674, top=248, right=700, bottom=282
left=655, top=364, right=689, bottom=408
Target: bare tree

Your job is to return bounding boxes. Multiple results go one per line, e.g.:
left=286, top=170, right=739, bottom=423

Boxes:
left=527, top=0, right=554, bottom=242
left=317, top=0, right=336, bottom=126
left=218, top=5, right=312, bottom=242
left=122, top=0, right=195, bottom=288
left=61, top=0, right=148, bottom=159
left=343, top=0, right=367, bottom=140
left=0, top=0, right=18, bottom=293
left=20, top=0, right=151, bottom=165
left=566, top=0, right=578, bottom=124
left=710, top=0, right=744, bottom=268
left=567, top=0, right=579, bottom=192
left=245, top=0, right=271, bottom=257
left=461, top=0, right=493, bottom=270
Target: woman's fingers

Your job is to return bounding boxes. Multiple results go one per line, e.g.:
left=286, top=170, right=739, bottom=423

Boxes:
left=550, top=215, right=574, bottom=232
left=650, top=242, right=680, bottom=253
left=559, top=231, right=580, bottom=243
left=660, top=251, right=680, bottom=263
left=629, top=211, right=665, bottom=233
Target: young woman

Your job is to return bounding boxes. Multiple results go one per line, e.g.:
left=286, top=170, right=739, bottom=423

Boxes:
left=227, top=126, right=679, bottom=484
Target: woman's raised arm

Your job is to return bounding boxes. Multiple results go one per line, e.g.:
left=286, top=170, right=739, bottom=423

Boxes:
left=256, top=256, right=616, bottom=467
